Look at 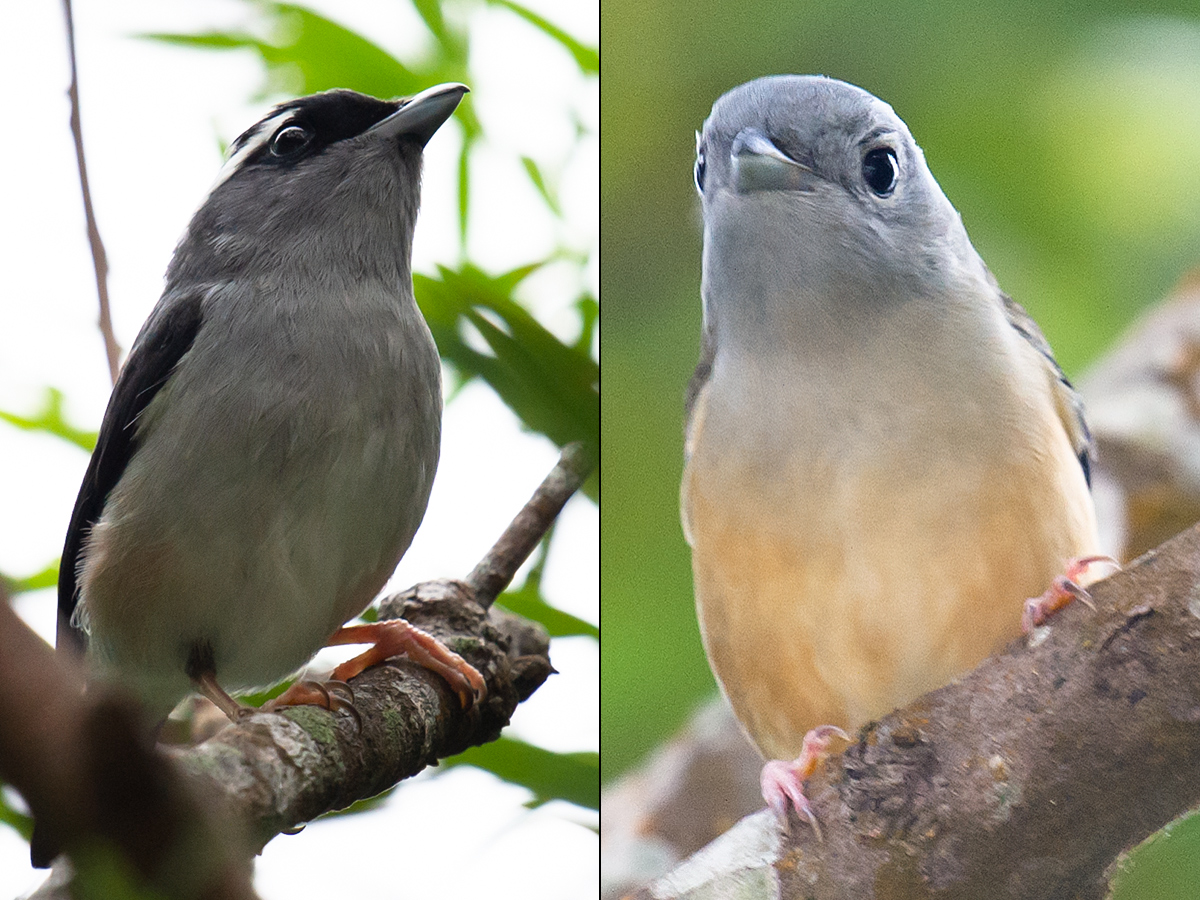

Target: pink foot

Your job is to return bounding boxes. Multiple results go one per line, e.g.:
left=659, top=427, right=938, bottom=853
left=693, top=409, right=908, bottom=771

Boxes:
left=325, top=620, right=486, bottom=709
left=1022, top=555, right=1120, bottom=633
left=760, top=724, right=849, bottom=841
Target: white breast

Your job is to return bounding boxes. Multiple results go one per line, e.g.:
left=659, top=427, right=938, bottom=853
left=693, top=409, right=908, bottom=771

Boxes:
left=78, top=278, right=442, bottom=720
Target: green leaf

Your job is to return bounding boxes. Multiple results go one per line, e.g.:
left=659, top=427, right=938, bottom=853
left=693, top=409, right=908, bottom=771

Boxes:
left=257, top=3, right=423, bottom=96
left=140, top=32, right=254, bottom=50
left=414, top=264, right=599, bottom=472
left=0, top=784, right=34, bottom=840
left=6, top=561, right=59, bottom=595
left=0, top=388, right=97, bottom=452
left=458, top=138, right=471, bottom=249
left=143, top=3, right=442, bottom=100
left=487, top=0, right=599, bottom=74
left=520, top=156, right=562, bottom=216
left=574, top=293, right=599, bottom=354
left=236, top=679, right=292, bottom=708
left=411, top=0, right=449, bottom=45
left=70, top=841, right=171, bottom=900
left=444, top=736, right=598, bottom=810
left=497, top=582, right=598, bottom=639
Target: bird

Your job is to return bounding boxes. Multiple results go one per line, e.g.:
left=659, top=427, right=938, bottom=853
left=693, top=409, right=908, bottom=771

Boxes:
left=681, top=75, right=1111, bottom=832
left=54, top=84, right=486, bottom=735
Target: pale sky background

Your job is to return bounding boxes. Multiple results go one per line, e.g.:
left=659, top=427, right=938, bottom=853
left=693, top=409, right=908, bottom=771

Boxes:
left=0, top=1, right=598, bottom=897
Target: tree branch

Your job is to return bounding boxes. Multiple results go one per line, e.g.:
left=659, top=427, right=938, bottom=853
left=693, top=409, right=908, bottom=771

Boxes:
left=467, top=441, right=595, bottom=605
left=0, top=602, right=258, bottom=900
left=172, top=447, right=593, bottom=849
left=628, top=522, right=1200, bottom=899
left=171, top=581, right=553, bottom=854
left=15, top=445, right=585, bottom=896
left=61, top=0, right=121, bottom=383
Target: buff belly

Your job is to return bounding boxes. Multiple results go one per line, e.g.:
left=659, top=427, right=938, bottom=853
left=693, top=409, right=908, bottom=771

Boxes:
left=683, top=394, right=1099, bottom=762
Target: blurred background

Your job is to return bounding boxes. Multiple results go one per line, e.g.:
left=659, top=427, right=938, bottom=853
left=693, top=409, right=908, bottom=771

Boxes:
left=602, top=0, right=1200, bottom=894
left=0, top=0, right=596, bottom=897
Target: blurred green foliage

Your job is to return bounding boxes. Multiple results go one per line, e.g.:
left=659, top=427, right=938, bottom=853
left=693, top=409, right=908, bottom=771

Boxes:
left=1111, top=809, right=1200, bottom=899
left=415, top=263, right=600, bottom=498
left=604, top=0, right=1200, bottom=894
left=444, top=735, right=600, bottom=810
left=0, top=0, right=597, bottom=856
left=496, top=528, right=599, bottom=638
left=0, top=388, right=97, bottom=452
left=0, top=790, right=33, bottom=842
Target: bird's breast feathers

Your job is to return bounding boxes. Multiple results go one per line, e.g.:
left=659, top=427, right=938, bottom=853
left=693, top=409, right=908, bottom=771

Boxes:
left=77, top=283, right=441, bottom=708
left=682, top=345, right=1098, bottom=760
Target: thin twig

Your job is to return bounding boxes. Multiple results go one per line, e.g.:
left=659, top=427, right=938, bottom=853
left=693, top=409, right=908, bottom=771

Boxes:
left=466, top=441, right=595, bottom=606
left=62, top=0, right=121, bottom=384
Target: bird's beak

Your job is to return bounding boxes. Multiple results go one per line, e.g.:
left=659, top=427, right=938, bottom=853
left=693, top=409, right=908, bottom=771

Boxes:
left=731, top=127, right=820, bottom=194
left=370, top=83, right=469, bottom=147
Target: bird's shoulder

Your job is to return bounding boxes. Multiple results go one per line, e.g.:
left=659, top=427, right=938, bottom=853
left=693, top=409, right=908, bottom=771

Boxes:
left=684, top=318, right=716, bottom=464
left=996, top=289, right=1094, bottom=487
left=680, top=318, right=719, bottom=547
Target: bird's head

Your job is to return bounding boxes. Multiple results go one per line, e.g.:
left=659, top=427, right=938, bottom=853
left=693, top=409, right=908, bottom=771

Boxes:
left=696, top=75, right=985, bottom=344
left=167, top=83, right=467, bottom=283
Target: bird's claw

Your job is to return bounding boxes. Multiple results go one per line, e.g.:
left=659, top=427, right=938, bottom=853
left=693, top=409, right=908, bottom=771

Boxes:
left=266, top=679, right=362, bottom=729
left=330, top=620, right=487, bottom=711
left=760, top=724, right=849, bottom=842
left=1022, top=555, right=1120, bottom=633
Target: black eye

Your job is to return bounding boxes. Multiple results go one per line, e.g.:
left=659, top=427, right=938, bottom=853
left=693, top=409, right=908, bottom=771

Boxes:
left=862, top=147, right=898, bottom=196
left=270, top=124, right=313, bottom=158
left=694, top=148, right=707, bottom=193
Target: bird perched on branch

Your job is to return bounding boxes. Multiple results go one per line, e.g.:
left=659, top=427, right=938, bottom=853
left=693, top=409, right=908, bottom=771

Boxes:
left=682, top=75, right=1111, bottom=832
left=53, top=84, right=485, bottom=741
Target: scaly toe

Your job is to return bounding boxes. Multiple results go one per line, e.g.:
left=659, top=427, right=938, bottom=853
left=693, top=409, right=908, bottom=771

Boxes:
left=325, top=680, right=355, bottom=704
left=267, top=680, right=334, bottom=711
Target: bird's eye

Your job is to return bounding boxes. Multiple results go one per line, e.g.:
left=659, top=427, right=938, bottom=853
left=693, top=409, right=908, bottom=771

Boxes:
left=694, top=148, right=707, bottom=193
left=270, top=124, right=313, bottom=158
left=862, top=147, right=898, bottom=197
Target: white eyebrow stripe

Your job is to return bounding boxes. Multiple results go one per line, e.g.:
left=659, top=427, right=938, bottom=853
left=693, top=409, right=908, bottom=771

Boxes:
left=207, top=110, right=295, bottom=194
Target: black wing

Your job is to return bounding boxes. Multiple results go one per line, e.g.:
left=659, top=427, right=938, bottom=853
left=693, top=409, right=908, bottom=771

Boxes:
left=998, top=290, right=1094, bottom=488
left=57, top=293, right=205, bottom=653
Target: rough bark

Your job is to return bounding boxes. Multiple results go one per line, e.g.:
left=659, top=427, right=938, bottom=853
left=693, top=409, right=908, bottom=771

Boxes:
left=172, top=583, right=551, bottom=854
left=628, top=522, right=1200, bottom=899
left=0, top=599, right=257, bottom=900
